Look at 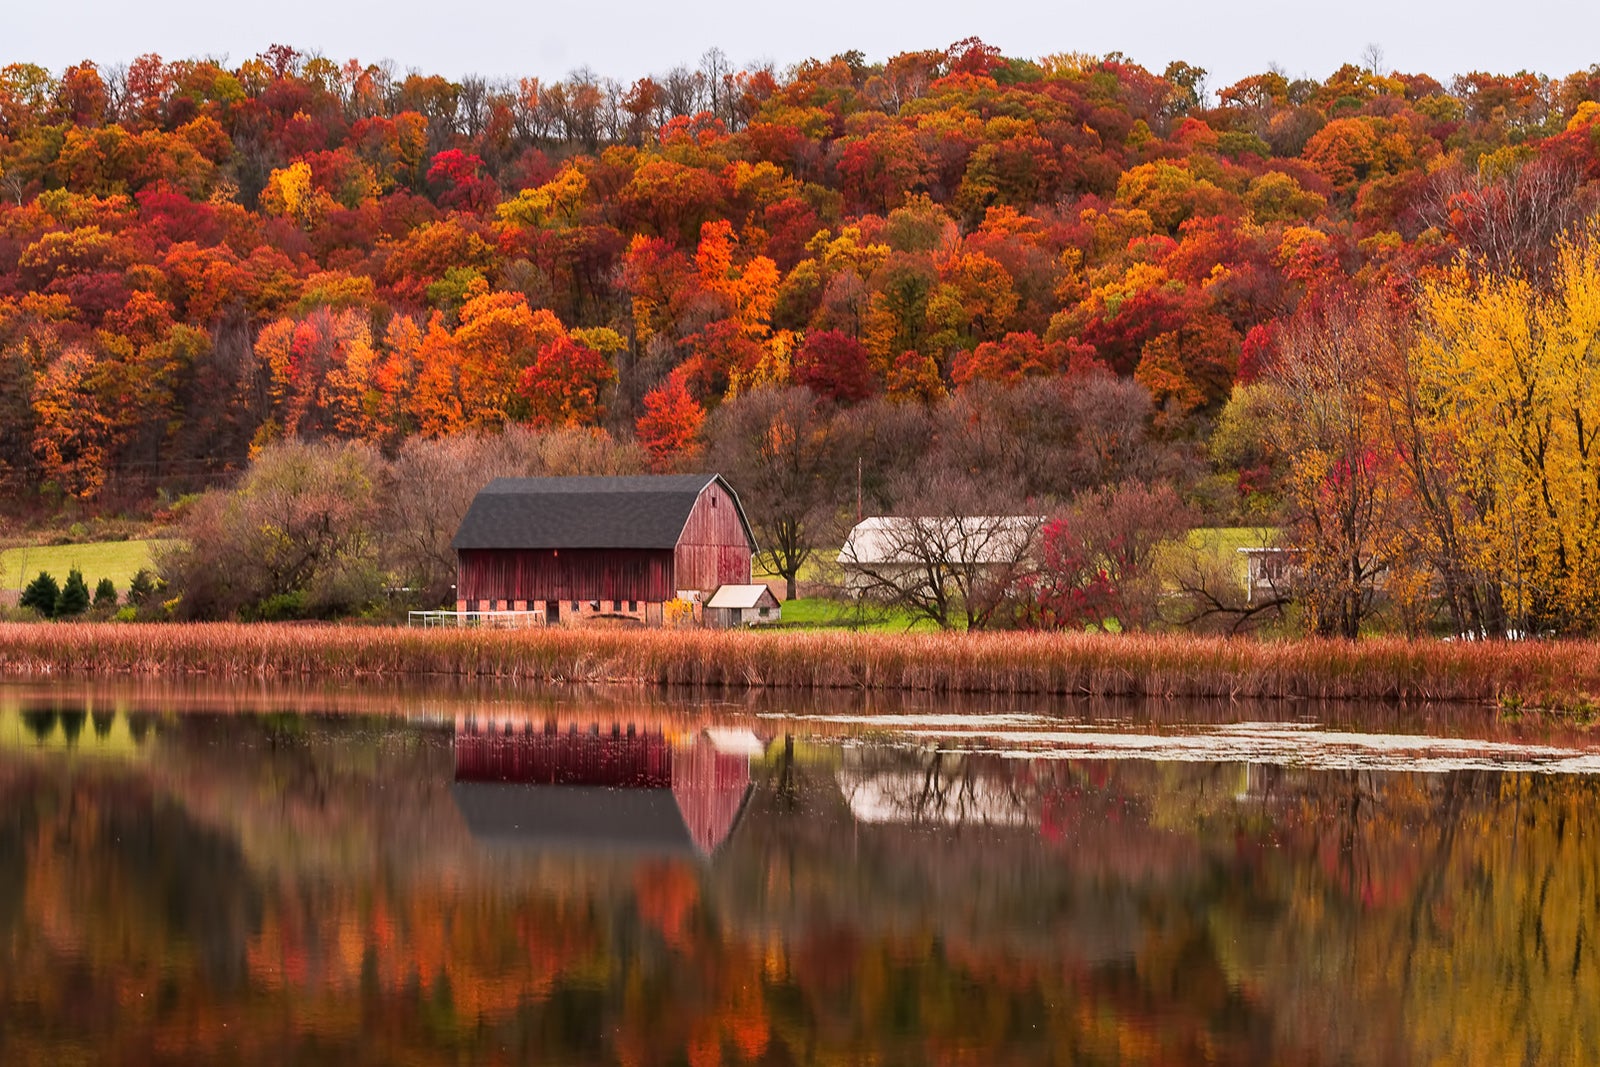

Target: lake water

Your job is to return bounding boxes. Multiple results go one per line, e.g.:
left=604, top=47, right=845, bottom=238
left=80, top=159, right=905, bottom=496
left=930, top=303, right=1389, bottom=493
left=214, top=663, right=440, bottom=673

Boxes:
left=2, top=680, right=1598, bottom=1065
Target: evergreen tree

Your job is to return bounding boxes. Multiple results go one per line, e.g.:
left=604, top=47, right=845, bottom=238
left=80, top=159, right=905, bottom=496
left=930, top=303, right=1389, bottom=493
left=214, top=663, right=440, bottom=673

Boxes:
left=92, top=577, right=118, bottom=609
left=55, top=567, right=90, bottom=617
left=127, top=568, right=157, bottom=605
left=19, top=572, right=59, bottom=617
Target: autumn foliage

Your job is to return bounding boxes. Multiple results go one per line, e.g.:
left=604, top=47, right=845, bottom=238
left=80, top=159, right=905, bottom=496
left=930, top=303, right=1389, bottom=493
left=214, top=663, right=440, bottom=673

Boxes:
left=636, top=368, right=705, bottom=468
left=0, top=42, right=1596, bottom=510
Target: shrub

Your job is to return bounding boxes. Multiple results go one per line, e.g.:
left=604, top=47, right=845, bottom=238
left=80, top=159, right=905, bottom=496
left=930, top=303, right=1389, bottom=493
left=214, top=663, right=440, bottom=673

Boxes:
left=93, top=577, right=118, bottom=609
left=664, top=597, right=696, bottom=627
left=1018, top=481, right=1196, bottom=632
left=55, top=568, right=91, bottom=618
left=159, top=440, right=386, bottom=619
left=249, top=590, right=309, bottom=622
left=19, top=572, right=59, bottom=617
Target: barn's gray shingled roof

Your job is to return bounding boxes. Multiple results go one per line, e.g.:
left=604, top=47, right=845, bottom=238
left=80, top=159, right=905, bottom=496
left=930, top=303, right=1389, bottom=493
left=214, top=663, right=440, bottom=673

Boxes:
left=451, top=782, right=702, bottom=855
left=450, top=474, right=755, bottom=551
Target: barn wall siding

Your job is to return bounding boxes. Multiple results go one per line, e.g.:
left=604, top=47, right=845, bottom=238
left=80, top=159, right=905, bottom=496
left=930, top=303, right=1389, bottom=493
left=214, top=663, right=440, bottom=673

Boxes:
left=674, top=482, right=754, bottom=593
left=458, top=548, right=676, bottom=603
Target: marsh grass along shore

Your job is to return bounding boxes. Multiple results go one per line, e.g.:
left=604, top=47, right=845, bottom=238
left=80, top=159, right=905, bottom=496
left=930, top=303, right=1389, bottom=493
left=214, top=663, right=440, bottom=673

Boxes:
left=1, top=622, right=1598, bottom=710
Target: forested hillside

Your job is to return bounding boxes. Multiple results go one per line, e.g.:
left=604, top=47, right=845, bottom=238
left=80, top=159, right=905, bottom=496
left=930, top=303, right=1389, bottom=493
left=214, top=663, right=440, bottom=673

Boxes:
left=5, top=42, right=1600, bottom=633
left=2, top=42, right=1595, bottom=498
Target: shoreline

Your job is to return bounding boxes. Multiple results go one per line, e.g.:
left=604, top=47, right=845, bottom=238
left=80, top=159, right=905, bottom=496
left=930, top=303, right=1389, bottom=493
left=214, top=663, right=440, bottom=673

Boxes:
left=1, top=622, right=1597, bottom=710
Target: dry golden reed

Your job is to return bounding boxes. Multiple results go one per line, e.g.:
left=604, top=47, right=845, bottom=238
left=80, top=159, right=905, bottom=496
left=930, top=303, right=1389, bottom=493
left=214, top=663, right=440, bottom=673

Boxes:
left=2, top=622, right=1598, bottom=705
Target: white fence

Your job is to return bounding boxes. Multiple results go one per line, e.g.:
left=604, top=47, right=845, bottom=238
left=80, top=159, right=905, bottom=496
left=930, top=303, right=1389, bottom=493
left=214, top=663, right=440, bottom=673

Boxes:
left=407, top=609, right=546, bottom=629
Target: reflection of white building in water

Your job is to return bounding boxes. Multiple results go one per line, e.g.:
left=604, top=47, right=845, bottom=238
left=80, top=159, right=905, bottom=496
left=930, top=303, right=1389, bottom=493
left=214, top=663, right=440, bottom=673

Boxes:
left=835, top=750, right=1035, bottom=828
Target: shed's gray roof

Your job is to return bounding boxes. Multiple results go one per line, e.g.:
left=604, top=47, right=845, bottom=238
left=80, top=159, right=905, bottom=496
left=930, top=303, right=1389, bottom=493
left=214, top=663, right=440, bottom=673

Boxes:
left=450, top=474, right=754, bottom=551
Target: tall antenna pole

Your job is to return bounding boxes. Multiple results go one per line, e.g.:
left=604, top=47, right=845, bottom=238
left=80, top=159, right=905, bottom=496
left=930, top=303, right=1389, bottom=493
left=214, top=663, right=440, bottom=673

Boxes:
left=856, top=456, right=863, bottom=522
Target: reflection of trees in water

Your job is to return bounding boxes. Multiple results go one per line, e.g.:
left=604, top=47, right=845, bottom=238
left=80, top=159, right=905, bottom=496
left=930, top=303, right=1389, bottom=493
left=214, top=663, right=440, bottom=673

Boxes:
left=6, top=703, right=162, bottom=750
left=729, top=746, right=1223, bottom=954
left=99, top=791, right=265, bottom=990
left=0, top=771, right=263, bottom=1020
left=733, top=749, right=1600, bottom=1065
left=1240, top=770, right=1600, bottom=1066
left=718, top=746, right=1295, bottom=1064
left=58, top=709, right=86, bottom=744
left=8, top=675, right=1569, bottom=743
left=125, top=712, right=153, bottom=742
left=20, top=709, right=55, bottom=741
left=2, top=712, right=1600, bottom=1063
left=0, top=784, right=38, bottom=943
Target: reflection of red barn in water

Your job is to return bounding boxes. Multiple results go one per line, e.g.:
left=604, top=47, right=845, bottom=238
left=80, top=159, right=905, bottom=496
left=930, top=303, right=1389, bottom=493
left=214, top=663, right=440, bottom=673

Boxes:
left=451, top=715, right=755, bottom=856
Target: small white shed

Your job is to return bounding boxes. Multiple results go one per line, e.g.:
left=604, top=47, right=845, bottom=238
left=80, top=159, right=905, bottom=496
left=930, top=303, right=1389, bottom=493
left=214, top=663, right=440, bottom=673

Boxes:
left=704, top=584, right=782, bottom=628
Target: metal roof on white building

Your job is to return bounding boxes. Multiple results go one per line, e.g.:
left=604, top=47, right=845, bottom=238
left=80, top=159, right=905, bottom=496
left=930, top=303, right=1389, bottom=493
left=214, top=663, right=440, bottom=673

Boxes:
left=837, top=516, right=1043, bottom=566
left=704, top=584, right=778, bottom=609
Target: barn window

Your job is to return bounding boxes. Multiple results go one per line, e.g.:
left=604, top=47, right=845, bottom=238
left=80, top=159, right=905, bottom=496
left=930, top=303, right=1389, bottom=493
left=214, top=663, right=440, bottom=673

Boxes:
left=571, top=600, right=580, bottom=612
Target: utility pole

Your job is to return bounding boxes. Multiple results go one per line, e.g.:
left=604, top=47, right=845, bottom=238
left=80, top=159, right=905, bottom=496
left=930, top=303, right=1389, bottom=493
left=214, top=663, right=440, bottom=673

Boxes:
left=856, top=456, right=862, bottom=522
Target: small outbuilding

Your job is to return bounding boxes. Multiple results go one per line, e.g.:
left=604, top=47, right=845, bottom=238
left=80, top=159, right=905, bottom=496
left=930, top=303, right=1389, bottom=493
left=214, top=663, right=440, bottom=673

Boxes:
left=703, top=584, right=782, bottom=628
left=451, top=474, right=756, bottom=626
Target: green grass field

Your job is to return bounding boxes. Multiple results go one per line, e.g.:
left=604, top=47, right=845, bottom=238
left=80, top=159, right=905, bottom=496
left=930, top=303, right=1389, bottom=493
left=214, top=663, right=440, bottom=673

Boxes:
left=1, top=540, right=169, bottom=595
left=753, top=552, right=834, bottom=587
left=1168, top=526, right=1279, bottom=581
left=764, top=596, right=941, bottom=632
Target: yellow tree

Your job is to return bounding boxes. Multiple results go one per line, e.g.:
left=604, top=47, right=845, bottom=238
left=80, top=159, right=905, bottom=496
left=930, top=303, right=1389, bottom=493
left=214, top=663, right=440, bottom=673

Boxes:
left=496, top=164, right=589, bottom=230
left=1411, top=226, right=1600, bottom=634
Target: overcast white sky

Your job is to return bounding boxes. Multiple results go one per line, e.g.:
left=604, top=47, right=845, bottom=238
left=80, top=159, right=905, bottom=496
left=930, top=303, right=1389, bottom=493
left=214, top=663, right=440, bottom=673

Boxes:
left=6, top=0, right=1598, bottom=93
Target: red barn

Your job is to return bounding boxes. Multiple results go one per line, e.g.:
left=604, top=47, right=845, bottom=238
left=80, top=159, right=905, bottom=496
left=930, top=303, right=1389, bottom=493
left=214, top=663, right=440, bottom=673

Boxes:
left=451, top=474, right=756, bottom=625
left=451, top=715, right=754, bottom=857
